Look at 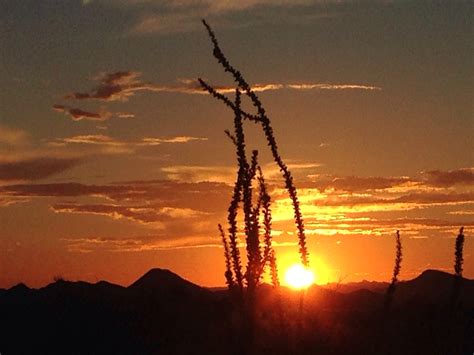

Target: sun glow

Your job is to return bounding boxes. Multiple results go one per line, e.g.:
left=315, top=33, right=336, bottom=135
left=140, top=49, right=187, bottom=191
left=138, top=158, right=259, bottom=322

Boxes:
left=284, top=264, right=315, bottom=290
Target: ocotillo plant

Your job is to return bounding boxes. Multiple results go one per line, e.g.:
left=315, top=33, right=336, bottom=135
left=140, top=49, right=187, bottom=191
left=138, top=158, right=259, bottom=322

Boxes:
left=385, top=230, right=402, bottom=310
left=454, top=227, right=465, bottom=277
left=219, top=224, right=235, bottom=289
left=199, top=20, right=310, bottom=272
left=218, top=88, right=279, bottom=296
left=213, top=87, right=282, bottom=354
left=451, top=226, right=465, bottom=309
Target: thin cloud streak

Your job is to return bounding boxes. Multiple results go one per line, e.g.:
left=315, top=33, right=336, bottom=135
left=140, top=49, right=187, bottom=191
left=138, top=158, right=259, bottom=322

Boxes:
left=52, top=203, right=208, bottom=225
left=312, top=191, right=474, bottom=207
left=49, top=134, right=208, bottom=148
left=0, top=157, right=82, bottom=182
left=161, top=161, right=321, bottom=183
left=125, top=0, right=340, bottom=35
left=53, top=105, right=112, bottom=122
left=61, top=235, right=223, bottom=253
left=286, top=83, right=381, bottom=91
left=0, top=125, right=29, bottom=146
left=62, top=72, right=381, bottom=103
left=422, top=168, right=474, bottom=187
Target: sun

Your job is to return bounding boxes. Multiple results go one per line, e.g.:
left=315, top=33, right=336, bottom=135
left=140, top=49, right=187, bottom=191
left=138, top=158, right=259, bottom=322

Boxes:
left=284, top=264, right=315, bottom=290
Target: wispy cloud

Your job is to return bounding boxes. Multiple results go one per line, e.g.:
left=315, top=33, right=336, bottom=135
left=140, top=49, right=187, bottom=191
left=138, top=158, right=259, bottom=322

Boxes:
left=161, top=161, right=321, bottom=183
left=65, top=71, right=146, bottom=102
left=302, top=175, right=412, bottom=192
left=61, top=71, right=381, bottom=104
left=0, top=125, right=29, bottom=146
left=2, top=165, right=471, bottom=254
left=52, top=203, right=208, bottom=225
left=62, top=235, right=222, bottom=253
left=116, top=112, right=135, bottom=119
left=49, top=134, right=208, bottom=150
left=53, top=105, right=112, bottom=122
left=0, top=157, right=82, bottom=182
left=286, top=83, right=381, bottom=91
left=124, top=0, right=333, bottom=35
left=0, top=180, right=230, bottom=211
left=55, top=71, right=380, bottom=127
left=162, top=165, right=235, bottom=183
left=421, top=168, right=474, bottom=187
left=312, top=191, right=474, bottom=208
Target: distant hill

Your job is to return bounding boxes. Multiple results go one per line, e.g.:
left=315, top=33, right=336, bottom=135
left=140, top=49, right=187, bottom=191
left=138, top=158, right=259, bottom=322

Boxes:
left=323, top=279, right=389, bottom=294
left=128, top=268, right=209, bottom=300
left=1, top=269, right=472, bottom=354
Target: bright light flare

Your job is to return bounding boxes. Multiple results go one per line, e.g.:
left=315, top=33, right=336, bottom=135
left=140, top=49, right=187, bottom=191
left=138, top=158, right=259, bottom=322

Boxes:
left=284, top=264, right=315, bottom=290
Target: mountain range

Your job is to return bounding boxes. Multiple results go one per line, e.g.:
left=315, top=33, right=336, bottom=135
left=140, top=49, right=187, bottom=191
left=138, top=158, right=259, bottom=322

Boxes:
left=1, top=269, right=473, bottom=354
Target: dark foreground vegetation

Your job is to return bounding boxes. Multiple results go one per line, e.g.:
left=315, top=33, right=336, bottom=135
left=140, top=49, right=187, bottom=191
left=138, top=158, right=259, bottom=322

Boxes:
left=1, top=268, right=473, bottom=354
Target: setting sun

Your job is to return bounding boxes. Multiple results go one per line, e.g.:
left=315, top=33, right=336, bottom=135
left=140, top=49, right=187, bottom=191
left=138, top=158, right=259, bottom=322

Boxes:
left=284, top=264, right=315, bottom=290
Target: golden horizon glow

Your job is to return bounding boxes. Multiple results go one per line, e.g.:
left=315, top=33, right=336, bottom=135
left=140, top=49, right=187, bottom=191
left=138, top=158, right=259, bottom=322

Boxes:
left=284, top=264, right=315, bottom=290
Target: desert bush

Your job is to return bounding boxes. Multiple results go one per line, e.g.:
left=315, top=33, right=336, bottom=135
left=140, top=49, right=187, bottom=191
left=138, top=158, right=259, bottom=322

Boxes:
left=451, top=226, right=465, bottom=310
left=199, top=20, right=309, bottom=352
left=385, top=230, right=402, bottom=312
left=198, top=20, right=310, bottom=283
left=454, top=227, right=464, bottom=277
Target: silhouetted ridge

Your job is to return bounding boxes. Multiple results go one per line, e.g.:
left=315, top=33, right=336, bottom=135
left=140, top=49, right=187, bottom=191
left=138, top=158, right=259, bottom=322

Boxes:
left=1, top=269, right=473, bottom=354
left=414, top=269, right=453, bottom=282
left=393, top=269, right=474, bottom=305
left=324, top=280, right=389, bottom=294
left=6, top=283, right=31, bottom=297
left=8, top=282, right=30, bottom=292
left=128, top=268, right=204, bottom=296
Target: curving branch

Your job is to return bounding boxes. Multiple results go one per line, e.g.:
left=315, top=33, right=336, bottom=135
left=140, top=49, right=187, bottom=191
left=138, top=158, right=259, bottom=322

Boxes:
left=199, top=19, right=309, bottom=267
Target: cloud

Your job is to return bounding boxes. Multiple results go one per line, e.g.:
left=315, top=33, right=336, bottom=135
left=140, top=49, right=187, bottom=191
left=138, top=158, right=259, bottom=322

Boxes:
left=0, top=196, right=30, bottom=207
left=53, top=105, right=112, bottom=122
left=125, top=0, right=329, bottom=35
left=0, top=180, right=231, bottom=212
left=52, top=203, right=208, bottom=225
left=116, top=112, right=135, bottom=119
left=161, top=162, right=321, bottom=183
left=301, top=175, right=413, bottom=192
left=53, top=134, right=120, bottom=146
left=312, top=191, right=474, bottom=207
left=301, top=168, right=474, bottom=193
left=286, top=83, right=381, bottom=91
left=139, top=136, right=208, bottom=145
left=63, top=72, right=381, bottom=104
left=62, top=235, right=222, bottom=253
left=0, top=125, right=29, bottom=146
left=49, top=134, right=208, bottom=151
left=162, top=165, right=235, bottom=183
left=447, top=210, right=474, bottom=216
left=64, top=71, right=142, bottom=102
left=0, top=157, right=82, bottom=182
left=422, top=168, right=474, bottom=187
left=314, top=217, right=474, bottom=229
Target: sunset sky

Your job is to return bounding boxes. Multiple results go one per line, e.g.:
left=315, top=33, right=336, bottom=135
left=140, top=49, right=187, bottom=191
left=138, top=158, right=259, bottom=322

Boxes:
left=1, top=0, right=472, bottom=288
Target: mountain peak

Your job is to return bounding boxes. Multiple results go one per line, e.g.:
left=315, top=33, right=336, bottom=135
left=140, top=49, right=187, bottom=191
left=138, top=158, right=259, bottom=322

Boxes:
left=8, top=283, right=30, bottom=292
left=128, top=268, right=201, bottom=293
left=415, top=269, right=453, bottom=282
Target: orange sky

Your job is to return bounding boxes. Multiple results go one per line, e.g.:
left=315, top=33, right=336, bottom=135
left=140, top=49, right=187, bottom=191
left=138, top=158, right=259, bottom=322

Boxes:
left=0, top=0, right=472, bottom=288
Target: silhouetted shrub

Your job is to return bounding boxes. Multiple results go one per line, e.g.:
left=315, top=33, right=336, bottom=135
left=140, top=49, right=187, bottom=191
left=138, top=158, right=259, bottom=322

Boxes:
left=199, top=20, right=310, bottom=274
left=385, top=230, right=402, bottom=311
left=454, top=227, right=464, bottom=277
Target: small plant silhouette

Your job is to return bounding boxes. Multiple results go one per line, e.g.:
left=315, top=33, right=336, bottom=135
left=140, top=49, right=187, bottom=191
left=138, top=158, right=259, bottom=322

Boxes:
left=389, top=230, right=402, bottom=291
left=454, top=226, right=464, bottom=277
left=198, top=20, right=310, bottom=280
left=451, top=226, right=465, bottom=310
left=385, top=230, right=402, bottom=311
left=199, top=20, right=308, bottom=352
